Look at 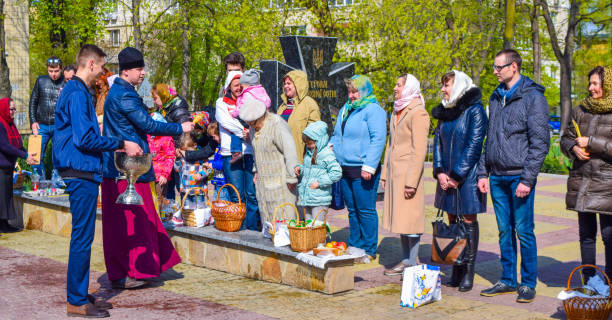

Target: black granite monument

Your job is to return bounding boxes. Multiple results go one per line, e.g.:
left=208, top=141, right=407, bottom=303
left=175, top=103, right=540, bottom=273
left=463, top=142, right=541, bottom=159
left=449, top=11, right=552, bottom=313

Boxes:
left=260, top=36, right=355, bottom=128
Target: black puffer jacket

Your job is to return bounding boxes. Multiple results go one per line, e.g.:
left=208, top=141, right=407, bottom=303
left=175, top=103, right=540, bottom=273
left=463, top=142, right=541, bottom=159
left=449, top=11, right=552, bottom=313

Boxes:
left=432, top=87, right=488, bottom=214
left=163, top=96, right=191, bottom=124
left=29, top=75, right=65, bottom=125
left=477, top=76, right=550, bottom=188
left=561, top=105, right=612, bottom=215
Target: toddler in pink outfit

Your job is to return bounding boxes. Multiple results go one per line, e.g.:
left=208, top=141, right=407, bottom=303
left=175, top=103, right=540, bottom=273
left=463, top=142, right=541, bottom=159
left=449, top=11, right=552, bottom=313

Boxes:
left=235, top=69, right=271, bottom=115
left=228, top=69, right=271, bottom=163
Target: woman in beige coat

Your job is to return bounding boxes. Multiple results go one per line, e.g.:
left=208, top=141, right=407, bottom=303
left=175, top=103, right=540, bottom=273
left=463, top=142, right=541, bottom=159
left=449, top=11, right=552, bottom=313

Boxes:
left=381, top=74, right=430, bottom=275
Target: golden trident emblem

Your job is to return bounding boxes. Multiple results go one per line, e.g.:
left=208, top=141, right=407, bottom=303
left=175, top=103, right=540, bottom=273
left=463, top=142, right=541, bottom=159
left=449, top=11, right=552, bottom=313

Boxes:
left=312, top=48, right=324, bottom=69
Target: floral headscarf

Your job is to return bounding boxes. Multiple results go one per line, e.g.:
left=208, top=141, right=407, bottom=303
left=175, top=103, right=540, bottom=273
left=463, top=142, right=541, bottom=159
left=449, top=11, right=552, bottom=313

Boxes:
left=151, top=83, right=177, bottom=105
left=191, top=111, right=210, bottom=129
left=394, top=74, right=425, bottom=112
left=342, top=75, right=377, bottom=120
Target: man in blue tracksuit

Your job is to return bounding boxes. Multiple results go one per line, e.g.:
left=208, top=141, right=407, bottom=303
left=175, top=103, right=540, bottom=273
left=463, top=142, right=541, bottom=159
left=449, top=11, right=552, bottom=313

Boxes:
left=53, top=44, right=142, bottom=318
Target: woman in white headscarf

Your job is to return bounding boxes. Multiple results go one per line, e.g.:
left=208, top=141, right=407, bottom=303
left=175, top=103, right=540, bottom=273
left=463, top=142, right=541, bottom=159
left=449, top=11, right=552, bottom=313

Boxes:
left=380, top=74, right=430, bottom=275
left=431, top=70, right=487, bottom=292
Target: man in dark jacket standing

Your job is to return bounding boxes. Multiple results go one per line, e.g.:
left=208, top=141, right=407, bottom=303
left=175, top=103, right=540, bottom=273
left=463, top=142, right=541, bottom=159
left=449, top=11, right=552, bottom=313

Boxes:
left=101, top=47, right=194, bottom=290
left=53, top=44, right=142, bottom=318
left=477, top=49, right=550, bottom=303
left=29, top=56, right=65, bottom=178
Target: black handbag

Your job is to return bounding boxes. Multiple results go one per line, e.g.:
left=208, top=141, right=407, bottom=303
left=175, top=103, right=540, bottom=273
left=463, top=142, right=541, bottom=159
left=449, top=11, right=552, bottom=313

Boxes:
left=431, top=190, right=469, bottom=265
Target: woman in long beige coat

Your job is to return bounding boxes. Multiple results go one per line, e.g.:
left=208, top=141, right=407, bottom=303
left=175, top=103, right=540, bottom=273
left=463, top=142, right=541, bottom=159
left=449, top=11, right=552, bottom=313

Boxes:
left=380, top=74, right=430, bottom=275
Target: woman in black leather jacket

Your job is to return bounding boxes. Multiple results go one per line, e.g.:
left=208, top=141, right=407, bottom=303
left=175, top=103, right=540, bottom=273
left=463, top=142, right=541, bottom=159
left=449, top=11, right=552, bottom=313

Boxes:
left=432, top=70, right=488, bottom=292
left=151, top=84, right=191, bottom=124
left=151, top=84, right=191, bottom=200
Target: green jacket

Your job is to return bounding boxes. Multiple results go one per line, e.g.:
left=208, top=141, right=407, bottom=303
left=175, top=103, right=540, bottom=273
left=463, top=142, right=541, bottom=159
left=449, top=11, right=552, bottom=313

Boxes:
left=297, top=121, right=342, bottom=206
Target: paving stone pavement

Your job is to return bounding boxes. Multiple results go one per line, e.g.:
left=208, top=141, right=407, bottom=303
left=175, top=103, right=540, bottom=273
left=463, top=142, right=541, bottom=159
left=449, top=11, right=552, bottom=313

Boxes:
left=0, top=167, right=604, bottom=319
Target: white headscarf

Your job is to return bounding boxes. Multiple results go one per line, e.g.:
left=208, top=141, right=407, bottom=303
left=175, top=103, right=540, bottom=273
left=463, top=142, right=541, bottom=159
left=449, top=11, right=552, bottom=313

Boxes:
left=394, top=74, right=425, bottom=112
left=224, top=70, right=243, bottom=90
left=441, top=70, right=476, bottom=108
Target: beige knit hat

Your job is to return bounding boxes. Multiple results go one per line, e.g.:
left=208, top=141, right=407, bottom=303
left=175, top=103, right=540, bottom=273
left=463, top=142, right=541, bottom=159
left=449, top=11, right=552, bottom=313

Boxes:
left=239, top=97, right=267, bottom=122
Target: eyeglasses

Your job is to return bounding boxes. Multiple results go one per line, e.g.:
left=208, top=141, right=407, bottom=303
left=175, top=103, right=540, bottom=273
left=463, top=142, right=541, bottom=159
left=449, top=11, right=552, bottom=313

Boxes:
left=493, top=62, right=513, bottom=72
left=9, top=108, right=16, bottom=111
left=47, top=58, right=62, bottom=65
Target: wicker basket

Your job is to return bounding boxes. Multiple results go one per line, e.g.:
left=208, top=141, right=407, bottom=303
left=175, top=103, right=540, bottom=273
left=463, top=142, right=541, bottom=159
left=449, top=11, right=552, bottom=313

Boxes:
left=211, top=184, right=246, bottom=232
left=270, top=202, right=298, bottom=241
left=563, top=264, right=612, bottom=320
left=288, top=208, right=328, bottom=252
left=180, top=187, right=210, bottom=227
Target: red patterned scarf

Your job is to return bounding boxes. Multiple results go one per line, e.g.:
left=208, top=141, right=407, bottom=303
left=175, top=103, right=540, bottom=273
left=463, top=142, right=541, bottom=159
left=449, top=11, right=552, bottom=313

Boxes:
left=0, top=98, right=22, bottom=149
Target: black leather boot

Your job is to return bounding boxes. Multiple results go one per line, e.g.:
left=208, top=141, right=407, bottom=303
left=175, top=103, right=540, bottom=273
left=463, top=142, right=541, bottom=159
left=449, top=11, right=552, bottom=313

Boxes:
left=446, top=264, right=464, bottom=287
left=459, top=221, right=479, bottom=292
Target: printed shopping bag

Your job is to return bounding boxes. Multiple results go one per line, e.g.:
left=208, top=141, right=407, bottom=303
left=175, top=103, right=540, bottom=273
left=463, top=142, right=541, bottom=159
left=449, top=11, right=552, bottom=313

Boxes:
left=400, top=264, right=442, bottom=308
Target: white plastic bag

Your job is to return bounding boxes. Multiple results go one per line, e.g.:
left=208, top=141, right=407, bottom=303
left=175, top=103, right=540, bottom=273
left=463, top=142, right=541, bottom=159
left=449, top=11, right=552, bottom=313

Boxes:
left=194, top=207, right=212, bottom=228
left=400, top=264, right=442, bottom=308
left=262, top=221, right=273, bottom=239
left=273, top=223, right=290, bottom=247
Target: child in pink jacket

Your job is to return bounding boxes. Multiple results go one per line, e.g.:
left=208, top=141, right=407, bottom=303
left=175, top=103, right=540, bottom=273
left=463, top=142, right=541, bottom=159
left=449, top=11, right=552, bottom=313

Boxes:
left=229, top=69, right=271, bottom=163
left=234, top=69, right=271, bottom=115
left=148, top=112, right=176, bottom=210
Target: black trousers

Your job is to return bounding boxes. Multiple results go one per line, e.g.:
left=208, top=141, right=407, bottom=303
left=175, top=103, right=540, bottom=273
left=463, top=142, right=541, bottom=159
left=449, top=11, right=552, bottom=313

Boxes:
left=578, top=212, right=612, bottom=280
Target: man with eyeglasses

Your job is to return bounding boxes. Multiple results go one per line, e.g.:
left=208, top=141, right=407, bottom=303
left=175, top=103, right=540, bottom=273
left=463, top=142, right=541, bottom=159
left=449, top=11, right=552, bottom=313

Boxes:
left=477, top=49, right=550, bottom=303
left=28, top=56, right=66, bottom=178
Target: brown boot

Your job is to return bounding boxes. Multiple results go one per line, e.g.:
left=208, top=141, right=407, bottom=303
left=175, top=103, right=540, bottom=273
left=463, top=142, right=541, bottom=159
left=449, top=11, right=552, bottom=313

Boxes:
left=66, top=302, right=110, bottom=318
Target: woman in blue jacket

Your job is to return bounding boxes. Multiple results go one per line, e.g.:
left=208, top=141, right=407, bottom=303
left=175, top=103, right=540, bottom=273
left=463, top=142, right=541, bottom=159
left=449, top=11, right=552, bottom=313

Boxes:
left=330, top=75, right=387, bottom=263
left=432, top=70, right=487, bottom=292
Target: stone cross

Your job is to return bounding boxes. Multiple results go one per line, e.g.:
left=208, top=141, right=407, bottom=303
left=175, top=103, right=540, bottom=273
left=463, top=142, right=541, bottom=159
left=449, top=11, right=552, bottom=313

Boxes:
left=260, top=36, right=355, bottom=128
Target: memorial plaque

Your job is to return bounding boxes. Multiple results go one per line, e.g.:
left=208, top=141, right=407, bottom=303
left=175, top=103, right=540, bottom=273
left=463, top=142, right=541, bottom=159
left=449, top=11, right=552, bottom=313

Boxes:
left=260, top=36, right=355, bottom=129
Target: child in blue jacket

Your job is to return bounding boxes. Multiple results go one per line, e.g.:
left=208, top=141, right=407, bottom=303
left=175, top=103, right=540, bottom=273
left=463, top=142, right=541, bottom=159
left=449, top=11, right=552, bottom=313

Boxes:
left=295, top=121, right=342, bottom=220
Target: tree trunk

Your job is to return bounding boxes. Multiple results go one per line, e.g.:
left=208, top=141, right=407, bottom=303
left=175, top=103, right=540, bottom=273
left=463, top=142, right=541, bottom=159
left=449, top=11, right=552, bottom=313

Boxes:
left=503, top=0, right=515, bottom=48
left=0, top=0, right=11, bottom=99
left=132, top=0, right=143, bottom=51
left=531, top=0, right=541, bottom=83
left=194, top=33, right=211, bottom=107
left=180, top=3, right=190, bottom=100
left=50, top=0, right=67, bottom=49
left=559, top=60, right=572, bottom=132
left=444, top=9, right=462, bottom=69
left=540, top=0, right=578, bottom=133
left=207, top=69, right=224, bottom=107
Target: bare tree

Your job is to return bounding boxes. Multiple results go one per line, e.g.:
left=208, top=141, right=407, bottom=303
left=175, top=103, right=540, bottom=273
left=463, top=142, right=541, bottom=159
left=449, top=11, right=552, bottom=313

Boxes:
left=0, top=0, right=11, bottom=99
